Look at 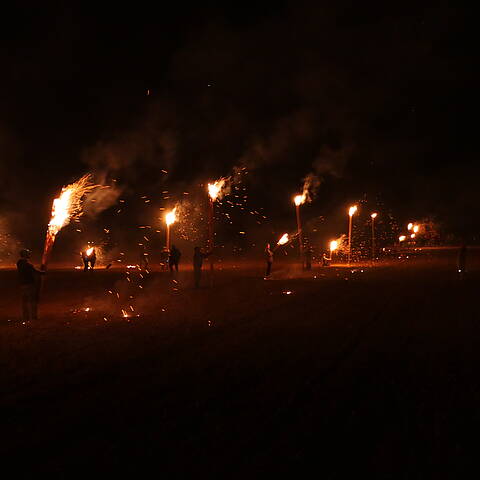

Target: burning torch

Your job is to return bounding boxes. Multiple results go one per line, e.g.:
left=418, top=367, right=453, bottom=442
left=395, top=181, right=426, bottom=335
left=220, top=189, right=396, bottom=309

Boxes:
left=165, top=207, right=177, bottom=251
left=371, top=212, right=378, bottom=261
left=207, top=178, right=226, bottom=271
left=41, top=174, right=96, bottom=270
left=274, top=233, right=290, bottom=252
left=330, top=240, right=338, bottom=262
left=347, top=205, right=357, bottom=265
left=294, top=194, right=306, bottom=264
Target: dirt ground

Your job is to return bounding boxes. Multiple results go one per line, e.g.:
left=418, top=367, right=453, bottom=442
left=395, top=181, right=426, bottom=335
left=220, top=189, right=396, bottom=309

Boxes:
left=1, top=249, right=479, bottom=478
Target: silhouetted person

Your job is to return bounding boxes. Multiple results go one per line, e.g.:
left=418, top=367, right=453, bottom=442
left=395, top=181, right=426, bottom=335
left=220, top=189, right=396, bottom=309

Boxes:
left=322, top=252, right=331, bottom=267
left=193, top=246, right=211, bottom=288
left=264, top=243, right=273, bottom=278
left=457, top=243, right=467, bottom=278
left=16, top=249, right=44, bottom=322
left=81, top=248, right=96, bottom=271
left=305, top=245, right=312, bottom=270
left=169, top=245, right=181, bottom=273
left=81, top=250, right=89, bottom=271
left=89, top=248, right=96, bottom=270
left=140, top=248, right=149, bottom=269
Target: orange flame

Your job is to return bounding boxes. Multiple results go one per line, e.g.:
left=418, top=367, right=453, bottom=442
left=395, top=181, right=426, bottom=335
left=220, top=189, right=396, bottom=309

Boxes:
left=208, top=178, right=226, bottom=201
left=348, top=205, right=358, bottom=216
left=277, top=233, right=289, bottom=246
left=413, top=225, right=419, bottom=233
left=399, top=235, right=406, bottom=242
left=330, top=240, right=338, bottom=252
left=165, top=207, right=177, bottom=226
left=294, top=194, right=306, bottom=206
left=407, top=223, right=413, bottom=231
left=42, top=174, right=96, bottom=267
left=371, top=212, right=377, bottom=219
left=86, top=247, right=94, bottom=256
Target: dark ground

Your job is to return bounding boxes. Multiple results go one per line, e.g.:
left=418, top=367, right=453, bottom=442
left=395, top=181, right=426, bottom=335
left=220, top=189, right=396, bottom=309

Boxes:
left=1, top=249, right=479, bottom=478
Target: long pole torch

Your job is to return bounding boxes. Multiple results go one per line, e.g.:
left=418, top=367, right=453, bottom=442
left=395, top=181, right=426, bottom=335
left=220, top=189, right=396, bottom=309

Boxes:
left=348, top=205, right=357, bottom=265
left=208, top=197, right=214, bottom=271
left=207, top=180, right=225, bottom=272
left=294, top=195, right=305, bottom=267
left=165, top=207, right=177, bottom=252
left=371, top=212, right=377, bottom=261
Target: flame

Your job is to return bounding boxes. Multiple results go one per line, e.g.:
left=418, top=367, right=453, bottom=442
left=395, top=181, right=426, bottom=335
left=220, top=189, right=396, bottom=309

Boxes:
left=410, top=233, right=416, bottom=238
left=371, top=212, right=377, bottom=219
left=407, top=223, right=413, bottom=231
left=348, top=205, right=358, bottom=216
left=86, top=247, right=94, bottom=256
left=165, top=207, right=177, bottom=226
left=330, top=240, right=338, bottom=252
left=208, top=178, right=226, bottom=201
left=399, top=235, right=406, bottom=242
left=413, top=225, right=419, bottom=233
left=277, top=233, right=289, bottom=246
left=294, top=194, right=306, bottom=206
left=42, top=174, right=96, bottom=267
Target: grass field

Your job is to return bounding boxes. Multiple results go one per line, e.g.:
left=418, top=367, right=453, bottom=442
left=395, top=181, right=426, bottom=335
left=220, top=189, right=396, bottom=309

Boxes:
left=1, top=248, right=479, bottom=477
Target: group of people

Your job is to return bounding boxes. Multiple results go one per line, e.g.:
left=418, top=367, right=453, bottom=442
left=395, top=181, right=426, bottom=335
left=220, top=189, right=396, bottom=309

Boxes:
left=15, top=244, right=213, bottom=322
left=264, top=243, right=314, bottom=278
left=15, top=243, right=470, bottom=322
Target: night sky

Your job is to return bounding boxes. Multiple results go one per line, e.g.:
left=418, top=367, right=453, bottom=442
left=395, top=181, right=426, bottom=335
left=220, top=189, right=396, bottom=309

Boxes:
left=0, top=2, right=476, bottom=258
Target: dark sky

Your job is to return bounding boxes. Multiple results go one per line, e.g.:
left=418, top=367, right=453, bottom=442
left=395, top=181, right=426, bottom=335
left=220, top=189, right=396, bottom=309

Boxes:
left=0, top=1, right=477, bottom=252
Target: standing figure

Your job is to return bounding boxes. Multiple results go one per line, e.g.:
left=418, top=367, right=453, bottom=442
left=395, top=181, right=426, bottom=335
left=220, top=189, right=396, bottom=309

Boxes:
left=81, top=250, right=89, bottom=271
left=322, top=252, right=331, bottom=267
left=457, top=243, right=467, bottom=278
left=193, top=246, right=211, bottom=288
left=81, top=247, right=96, bottom=271
left=16, top=249, right=45, bottom=322
left=169, top=245, right=181, bottom=273
left=305, top=245, right=312, bottom=270
left=140, top=247, right=149, bottom=270
left=264, top=243, right=273, bottom=278
left=89, top=248, right=96, bottom=270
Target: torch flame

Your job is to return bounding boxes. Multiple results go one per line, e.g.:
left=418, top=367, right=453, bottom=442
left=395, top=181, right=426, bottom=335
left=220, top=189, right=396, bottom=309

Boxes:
left=348, top=205, right=358, bottom=216
left=165, top=207, right=177, bottom=226
left=208, top=178, right=226, bottom=201
left=399, top=235, right=406, bottom=242
left=294, top=194, right=306, bottom=207
left=407, top=223, right=413, bottom=231
left=42, top=174, right=96, bottom=268
left=413, top=225, right=419, bottom=233
left=371, top=212, right=377, bottom=219
left=330, top=240, right=338, bottom=252
left=277, top=233, right=289, bottom=246
left=86, top=247, right=94, bottom=256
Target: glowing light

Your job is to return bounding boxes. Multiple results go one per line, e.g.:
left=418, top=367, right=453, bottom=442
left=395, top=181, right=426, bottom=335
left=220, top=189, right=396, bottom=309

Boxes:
left=371, top=212, right=377, bottom=219
left=410, top=233, right=416, bottom=239
left=330, top=240, right=338, bottom=252
left=413, top=225, right=419, bottom=233
left=294, top=194, right=306, bottom=206
left=86, top=247, right=94, bottom=256
left=42, top=174, right=96, bottom=267
left=165, top=207, right=177, bottom=226
left=277, top=233, right=289, bottom=245
left=407, top=223, right=413, bottom=231
left=208, top=179, right=226, bottom=201
left=348, top=205, right=358, bottom=216
left=399, top=235, right=406, bottom=242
